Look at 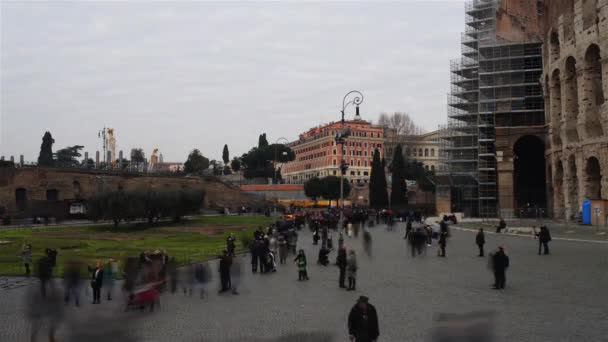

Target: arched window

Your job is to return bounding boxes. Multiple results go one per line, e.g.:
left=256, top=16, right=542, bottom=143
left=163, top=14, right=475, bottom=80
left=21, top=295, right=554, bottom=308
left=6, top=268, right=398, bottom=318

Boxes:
left=550, top=30, right=560, bottom=62
left=430, top=149, right=435, bottom=157
left=419, top=148, right=423, bottom=156
left=584, top=44, right=604, bottom=138
left=424, top=149, right=429, bottom=157
left=46, top=189, right=59, bottom=201
left=431, top=165, right=435, bottom=171
left=15, top=188, right=27, bottom=211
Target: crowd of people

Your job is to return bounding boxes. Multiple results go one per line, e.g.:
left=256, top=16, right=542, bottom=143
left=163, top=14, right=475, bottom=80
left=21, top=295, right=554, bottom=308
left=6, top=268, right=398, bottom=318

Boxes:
left=18, top=208, right=558, bottom=341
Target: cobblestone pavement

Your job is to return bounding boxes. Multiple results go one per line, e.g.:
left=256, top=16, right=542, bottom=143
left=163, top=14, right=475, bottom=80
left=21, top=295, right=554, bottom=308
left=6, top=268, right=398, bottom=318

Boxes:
left=1, top=223, right=607, bottom=341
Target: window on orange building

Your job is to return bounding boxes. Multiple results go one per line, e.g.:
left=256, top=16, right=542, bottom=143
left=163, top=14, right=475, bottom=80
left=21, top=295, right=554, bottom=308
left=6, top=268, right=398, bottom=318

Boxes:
left=364, top=160, right=368, bottom=167
left=364, top=171, right=369, bottom=176
left=333, top=149, right=336, bottom=155
left=350, top=160, right=354, bottom=166
left=357, top=160, right=361, bottom=167
left=333, top=170, right=337, bottom=175
left=333, top=159, right=337, bottom=166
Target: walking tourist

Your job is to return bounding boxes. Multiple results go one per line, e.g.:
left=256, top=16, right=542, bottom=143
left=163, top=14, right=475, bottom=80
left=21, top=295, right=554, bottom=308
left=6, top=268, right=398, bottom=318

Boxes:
left=496, top=217, right=506, bottom=233
left=438, top=231, right=447, bottom=257
left=348, top=296, right=379, bottom=342
left=347, top=250, right=358, bottom=291
left=476, top=228, right=486, bottom=257
left=89, top=262, right=104, bottom=304
left=219, top=250, right=233, bottom=293
left=294, top=249, right=309, bottom=281
left=491, top=246, right=509, bottom=289
left=535, top=226, right=552, bottom=255
left=21, top=244, right=32, bottom=276
left=336, top=247, right=347, bottom=289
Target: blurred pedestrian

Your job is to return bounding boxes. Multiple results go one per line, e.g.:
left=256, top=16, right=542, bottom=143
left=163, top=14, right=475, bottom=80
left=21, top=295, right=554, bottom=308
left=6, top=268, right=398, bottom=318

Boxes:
left=496, top=217, right=506, bottom=233
left=294, top=249, right=309, bottom=281
left=336, top=247, right=347, bottom=289
left=348, top=296, right=379, bottom=342
left=103, top=259, right=117, bottom=300
left=63, top=259, right=82, bottom=306
left=278, top=235, right=288, bottom=264
left=346, top=250, right=358, bottom=291
left=491, top=246, right=509, bottom=289
left=36, top=256, right=52, bottom=298
left=218, top=250, right=233, bottom=293
left=476, top=228, right=485, bottom=257
left=404, top=219, right=412, bottom=240
left=535, top=226, right=552, bottom=255
left=227, top=233, right=236, bottom=257
left=88, top=262, right=104, bottom=304
left=438, top=231, right=447, bottom=257
left=21, top=244, right=32, bottom=276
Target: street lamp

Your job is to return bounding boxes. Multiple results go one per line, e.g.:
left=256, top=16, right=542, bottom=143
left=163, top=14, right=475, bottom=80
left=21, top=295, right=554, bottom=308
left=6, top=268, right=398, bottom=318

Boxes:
left=274, top=137, right=289, bottom=184
left=336, top=90, right=364, bottom=227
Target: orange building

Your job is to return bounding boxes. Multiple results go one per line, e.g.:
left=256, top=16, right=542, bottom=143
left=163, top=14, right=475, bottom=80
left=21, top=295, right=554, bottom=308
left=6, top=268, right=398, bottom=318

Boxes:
left=282, top=118, right=385, bottom=186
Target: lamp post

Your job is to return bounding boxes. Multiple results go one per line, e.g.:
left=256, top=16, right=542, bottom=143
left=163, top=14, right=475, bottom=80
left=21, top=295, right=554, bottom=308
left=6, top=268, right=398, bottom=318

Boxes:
left=274, top=137, right=289, bottom=184
left=336, top=91, right=364, bottom=227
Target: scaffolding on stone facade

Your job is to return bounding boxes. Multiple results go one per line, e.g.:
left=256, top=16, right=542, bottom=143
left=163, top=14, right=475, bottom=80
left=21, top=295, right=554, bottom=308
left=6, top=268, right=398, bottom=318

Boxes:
left=439, top=0, right=545, bottom=218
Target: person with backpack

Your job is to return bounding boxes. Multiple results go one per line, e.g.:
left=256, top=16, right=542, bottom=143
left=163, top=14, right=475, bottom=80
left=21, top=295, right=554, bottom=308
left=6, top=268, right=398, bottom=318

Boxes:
left=535, top=226, right=552, bottom=255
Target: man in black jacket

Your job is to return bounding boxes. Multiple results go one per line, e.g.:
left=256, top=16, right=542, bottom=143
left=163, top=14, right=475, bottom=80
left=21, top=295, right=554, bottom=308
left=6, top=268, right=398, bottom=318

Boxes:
left=491, top=247, right=509, bottom=290
left=348, top=296, right=379, bottom=342
left=536, top=226, right=552, bottom=255
left=218, top=250, right=232, bottom=293
left=476, top=228, right=485, bottom=257
left=89, top=263, right=103, bottom=304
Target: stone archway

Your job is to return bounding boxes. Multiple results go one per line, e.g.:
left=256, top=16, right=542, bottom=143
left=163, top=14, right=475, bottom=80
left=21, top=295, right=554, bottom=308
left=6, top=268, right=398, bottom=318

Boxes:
left=585, top=157, right=602, bottom=200
left=15, top=188, right=27, bottom=211
left=513, top=135, right=547, bottom=212
left=567, top=155, right=579, bottom=215
left=554, top=160, right=565, bottom=215
left=563, top=56, right=579, bottom=142
left=583, top=44, right=604, bottom=138
left=550, top=69, right=563, bottom=147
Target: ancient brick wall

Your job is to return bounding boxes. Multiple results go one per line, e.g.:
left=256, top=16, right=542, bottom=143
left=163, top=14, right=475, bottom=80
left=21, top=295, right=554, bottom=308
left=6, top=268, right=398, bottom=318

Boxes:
left=0, top=167, right=268, bottom=215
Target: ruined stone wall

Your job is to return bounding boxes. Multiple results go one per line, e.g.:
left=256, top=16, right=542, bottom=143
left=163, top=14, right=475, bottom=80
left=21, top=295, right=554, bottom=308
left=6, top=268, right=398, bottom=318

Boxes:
left=0, top=167, right=267, bottom=214
left=543, top=0, right=608, bottom=219
left=496, top=0, right=545, bottom=43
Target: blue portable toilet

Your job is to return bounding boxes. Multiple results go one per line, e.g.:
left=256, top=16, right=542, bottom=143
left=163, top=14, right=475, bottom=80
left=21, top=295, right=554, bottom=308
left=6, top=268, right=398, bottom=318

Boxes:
left=582, top=200, right=592, bottom=225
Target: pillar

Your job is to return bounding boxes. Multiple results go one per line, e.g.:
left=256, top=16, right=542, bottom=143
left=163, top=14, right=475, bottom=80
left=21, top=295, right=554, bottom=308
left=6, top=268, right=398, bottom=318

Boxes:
left=10, top=156, right=14, bottom=163
left=95, top=151, right=100, bottom=168
left=19, top=155, right=24, bottom=167
left=84, top=152, right=89, bottom=164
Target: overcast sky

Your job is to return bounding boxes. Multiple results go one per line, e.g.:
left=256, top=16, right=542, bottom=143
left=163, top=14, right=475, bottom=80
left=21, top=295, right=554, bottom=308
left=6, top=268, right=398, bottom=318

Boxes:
left=1, top=0, right=464, bottom=163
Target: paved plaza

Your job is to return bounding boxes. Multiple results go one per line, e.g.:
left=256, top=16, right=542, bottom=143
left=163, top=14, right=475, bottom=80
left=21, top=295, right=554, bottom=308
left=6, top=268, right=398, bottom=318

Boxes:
left=1, top=224, right=607, bottom=341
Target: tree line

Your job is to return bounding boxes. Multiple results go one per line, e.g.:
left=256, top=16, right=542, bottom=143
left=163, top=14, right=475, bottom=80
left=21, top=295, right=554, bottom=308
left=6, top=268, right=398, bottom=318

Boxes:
left=87, top=189, right=205, bottom=229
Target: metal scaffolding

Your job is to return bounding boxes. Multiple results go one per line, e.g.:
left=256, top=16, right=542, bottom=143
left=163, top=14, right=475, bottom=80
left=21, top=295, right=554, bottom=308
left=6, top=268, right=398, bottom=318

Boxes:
left=438, top=0, right=544, bottom=217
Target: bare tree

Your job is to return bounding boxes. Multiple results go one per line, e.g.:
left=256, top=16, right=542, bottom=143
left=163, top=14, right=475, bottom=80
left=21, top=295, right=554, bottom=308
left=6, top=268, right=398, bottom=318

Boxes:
left=377, top=112, right=425, bottom=163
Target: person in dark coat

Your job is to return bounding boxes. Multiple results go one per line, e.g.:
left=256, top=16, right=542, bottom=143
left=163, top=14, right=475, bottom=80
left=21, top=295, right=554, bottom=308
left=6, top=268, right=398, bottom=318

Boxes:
left=89, top=262, right=104, bottom=304
left=476, top=228, right=486, bottom=257
left=250, top=240, right=259, bottom=273
left=226, top=234, right=236, bottom=257
left=536, top=226, right=552, bottom=255
left=37, top=256, right=52, bottom=298
left=318, top=246, right=330, bottom=266
left=348, top=296, right=379, bottom=342
left=491, top=246, right=509, bottom=289
left=496, top=218, right=506, bottom=233
left=218, top=250, right=232, bottom=293
left=438, top=231, right=447, bottom=257
left=336, top=247, right=347, bottom=288
left=404, top=219, right=412, bottom=240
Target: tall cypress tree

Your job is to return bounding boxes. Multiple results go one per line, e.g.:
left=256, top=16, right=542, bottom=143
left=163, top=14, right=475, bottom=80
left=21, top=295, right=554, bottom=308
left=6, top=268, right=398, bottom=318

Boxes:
left=37, top=131, right=55, bottom=167
left=222, top=144, right=230, bottom=164
left=390, top=144, right=407, bottom=209
left=369, top=148, right=388, bottom=209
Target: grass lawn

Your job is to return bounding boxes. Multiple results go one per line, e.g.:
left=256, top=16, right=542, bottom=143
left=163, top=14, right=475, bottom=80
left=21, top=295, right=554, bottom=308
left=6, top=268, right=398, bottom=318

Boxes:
left=0, top=215, right=274, bottom=277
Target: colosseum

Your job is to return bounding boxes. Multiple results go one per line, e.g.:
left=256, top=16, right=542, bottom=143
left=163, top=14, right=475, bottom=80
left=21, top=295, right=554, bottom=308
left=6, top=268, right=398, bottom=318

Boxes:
left=543, top=0, right=608, bottom=219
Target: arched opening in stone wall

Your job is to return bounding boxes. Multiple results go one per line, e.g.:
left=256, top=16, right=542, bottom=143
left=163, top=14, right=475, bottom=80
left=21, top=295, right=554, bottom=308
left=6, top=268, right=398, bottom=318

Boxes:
left=550, top=31, right=560, bottom=62
left=585, top=157, right=602, bottom=200
left=554, top=160, right=564, bottom=212
left=46, top=189, right=59, bottom=201
left=584, top=44, right=604, bottom=138
left=567, top=155, right=579, bottom=212
left=513, top=135, right=547, bottom=211
left=544, top=75, right=551, bottom=125
left=582, top=0, right=598, bottom=30
left=15, top=188, right=27, bottom=211
left=551, top=69, right=562, bottom=147
left=564, top=56, right=579, bottom=142
left=73, top=180, right=81, bottom=198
